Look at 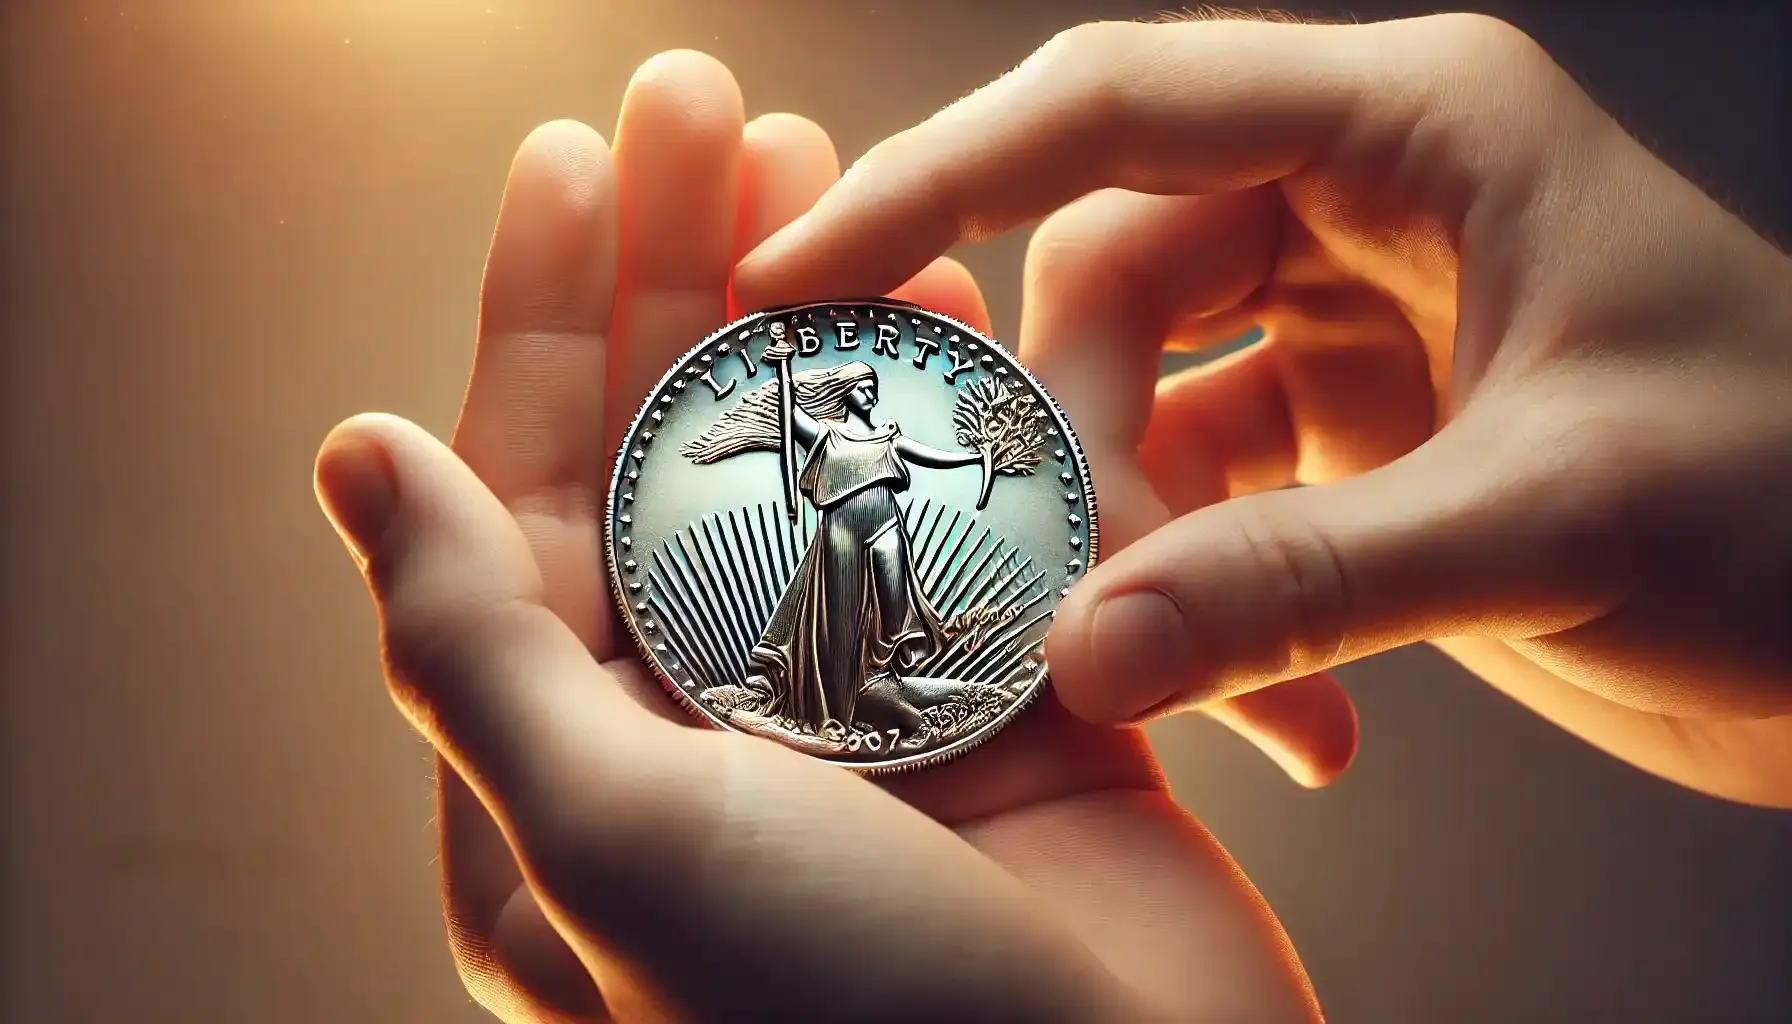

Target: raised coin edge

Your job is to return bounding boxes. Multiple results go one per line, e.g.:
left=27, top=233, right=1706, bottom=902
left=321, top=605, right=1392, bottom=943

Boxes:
left=601, top=298, right=1102, bottom=775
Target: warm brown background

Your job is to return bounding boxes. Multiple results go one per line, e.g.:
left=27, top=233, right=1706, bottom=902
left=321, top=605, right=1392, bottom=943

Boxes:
left=4, top=1, right=1790, bottom=1021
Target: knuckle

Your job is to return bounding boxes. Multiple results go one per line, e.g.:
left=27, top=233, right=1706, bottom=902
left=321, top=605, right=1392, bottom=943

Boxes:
left=1482, top=390, right=1646, bottom=569
left=1024, top=21, right=1145, bottom=121
left=1223, top=497, right=1353, bottom=675
left=1424, top=13, right=1578, bottom=114
left=1428, top=12, right=1544, bottom=65
left=1035, top=20, right=1136, bottom=68
left=1024, top=216, right=1099, bottom=292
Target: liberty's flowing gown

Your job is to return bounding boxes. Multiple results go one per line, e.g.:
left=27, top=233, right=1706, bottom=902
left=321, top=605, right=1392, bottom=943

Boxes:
left=747, top=421, right=946, bottom=732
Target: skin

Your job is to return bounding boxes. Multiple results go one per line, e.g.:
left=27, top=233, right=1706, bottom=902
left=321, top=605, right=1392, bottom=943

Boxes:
left=733, top=13, right=1792, bottom=810
left=316, top=51, right=1313, bottom=1024
left=313, top=13, right=1792, bottom=1022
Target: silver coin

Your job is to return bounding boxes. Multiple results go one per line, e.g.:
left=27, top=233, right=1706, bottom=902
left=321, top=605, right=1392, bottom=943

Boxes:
left=604, top=299, right=1099, bottom=773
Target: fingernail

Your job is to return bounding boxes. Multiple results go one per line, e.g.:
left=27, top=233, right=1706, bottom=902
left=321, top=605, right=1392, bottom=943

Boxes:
left=1089, top=589, right=1195, bottom=721
left=316, top=432, right=398, bottom=563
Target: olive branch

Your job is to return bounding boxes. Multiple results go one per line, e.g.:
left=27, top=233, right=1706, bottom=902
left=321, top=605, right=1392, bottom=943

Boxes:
left=951, top=377, right=1046, bottom=477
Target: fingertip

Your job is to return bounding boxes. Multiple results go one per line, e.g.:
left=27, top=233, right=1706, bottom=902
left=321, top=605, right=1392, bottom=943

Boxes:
left=315, top=412, right=407, bottom=485
left=1204, top=676, right=1360, bottom=789
left=1048, top=577, right=1202, bottom=726
left=485, top=120, right=618, bottom=338
left=1141, top=345, right=1295, bottom=510
left=516, top=118, right=611, bottom=162
left=506, top=121, right=614, bottom=213
left=1045, top=579, right=1145, bottom=725
left=315, top=414, right=405, bottom=561
left=623, top=49, right=746, bottom=131
left=632, top=47, right=730, bottom=83
left=743, top=112, right=839, bottom=169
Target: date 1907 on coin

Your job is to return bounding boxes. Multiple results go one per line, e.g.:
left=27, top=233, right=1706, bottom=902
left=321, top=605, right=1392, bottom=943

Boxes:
left=604, top=299, right=1099, bottom=774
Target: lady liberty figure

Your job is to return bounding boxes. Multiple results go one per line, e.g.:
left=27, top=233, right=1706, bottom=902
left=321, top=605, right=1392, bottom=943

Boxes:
left=680, top=324, right=990, bottom=750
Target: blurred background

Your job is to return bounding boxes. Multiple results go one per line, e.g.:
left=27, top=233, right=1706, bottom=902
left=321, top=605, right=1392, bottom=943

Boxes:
left=3, top=0, right=1790, bottom=1020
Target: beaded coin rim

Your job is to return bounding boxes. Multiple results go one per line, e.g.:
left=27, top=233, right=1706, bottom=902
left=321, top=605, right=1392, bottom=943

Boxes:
left=602, top=298, right=1100, bottom=775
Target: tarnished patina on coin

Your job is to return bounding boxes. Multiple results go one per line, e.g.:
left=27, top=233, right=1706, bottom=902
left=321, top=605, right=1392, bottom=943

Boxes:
left=604, top=299, right=1098, bottom=773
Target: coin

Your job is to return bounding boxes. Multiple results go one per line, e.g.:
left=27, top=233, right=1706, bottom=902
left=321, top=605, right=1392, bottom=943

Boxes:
left=604, top=299, right=1098, bottom=773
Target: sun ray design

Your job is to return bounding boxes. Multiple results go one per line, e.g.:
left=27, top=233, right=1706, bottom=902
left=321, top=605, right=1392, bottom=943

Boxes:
left=646, top=498, right=1054, bottom=735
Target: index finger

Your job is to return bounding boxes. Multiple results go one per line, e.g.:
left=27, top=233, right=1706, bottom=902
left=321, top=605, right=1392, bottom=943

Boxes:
left=732, top=12, right=1534, bottom=307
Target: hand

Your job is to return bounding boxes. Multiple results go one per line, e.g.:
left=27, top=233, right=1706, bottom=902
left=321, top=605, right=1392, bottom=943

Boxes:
left=733, top=13, right=1792, bottom=807
left=315, top=52, right=1318, bottom=1023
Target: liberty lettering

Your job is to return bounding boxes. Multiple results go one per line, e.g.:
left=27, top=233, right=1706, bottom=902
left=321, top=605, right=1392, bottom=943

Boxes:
left=699, top=370, right=735, bottom=400
left=943, top=339, right=975, bottom=383
left=873, top=323, right=901, bottom=359
left=912, top=331, right=940, bottom=370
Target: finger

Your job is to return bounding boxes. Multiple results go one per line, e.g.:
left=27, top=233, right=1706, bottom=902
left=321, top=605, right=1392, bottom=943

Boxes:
left=1197, top=676, right=1359, bottom=789
left=1144, top=355, right=1364, bottom=786
left=316, top=415, right=690, bottom=1012
left=442, top=119, right=621, bottom=1020
left=723, top=114, right=996, bottom=340
left=1022, top=187, right=1277, bottom=457
left=1048, top=391, right=1619, bottom=724
left=1020, top=188, right=1356, bottom=786
left=314, top=413, right=708, bottom=873
left=1164, top=307, right=1267, bottom=353
left=604, top=50, right=746, bottom=449
left=735, top=13, right=1522, bottom=305
left=455, top=119, right=618, bottom=654
left=725, top=115, right=992, bottom=335
left=727, top=113, right=840, bottom=320
left=438, top=107, right=835, bottom=1017
left=1139, top=344, right=1298, bottom=514
left=1125, top=278, right=1433, bottom=772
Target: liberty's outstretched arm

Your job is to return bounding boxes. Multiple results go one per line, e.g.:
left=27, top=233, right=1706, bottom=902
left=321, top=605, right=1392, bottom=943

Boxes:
left=897, top=436, right=994, bottom=510
left=895, top=436, right=981, bottom=469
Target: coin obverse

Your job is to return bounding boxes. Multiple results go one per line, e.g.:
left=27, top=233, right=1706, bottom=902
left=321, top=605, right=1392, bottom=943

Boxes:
left=604, top=299, right=1099, bottom=773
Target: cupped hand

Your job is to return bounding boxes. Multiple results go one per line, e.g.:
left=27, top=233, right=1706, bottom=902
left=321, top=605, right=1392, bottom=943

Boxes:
left=315, top=52, right=1317, bottom=1023
left=732, top=13, right=1792, bottom=807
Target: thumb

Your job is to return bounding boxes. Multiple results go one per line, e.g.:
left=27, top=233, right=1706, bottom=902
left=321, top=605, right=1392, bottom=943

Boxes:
left=1048, top=407, right=1625, bottom=724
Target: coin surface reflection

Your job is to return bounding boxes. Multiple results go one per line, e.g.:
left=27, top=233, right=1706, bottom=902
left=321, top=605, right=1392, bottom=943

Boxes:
left=606, top=299, right=1098, bottom=773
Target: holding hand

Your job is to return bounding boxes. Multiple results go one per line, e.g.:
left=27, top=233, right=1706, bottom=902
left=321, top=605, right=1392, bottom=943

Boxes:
left=316, top=51, right=1316, bottom=1024
left=735, top=13, right=1792, bottom=807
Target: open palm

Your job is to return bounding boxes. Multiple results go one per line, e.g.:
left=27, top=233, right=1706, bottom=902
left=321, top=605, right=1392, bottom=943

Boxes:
left=315, top=52, right=1318, bottom=1023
